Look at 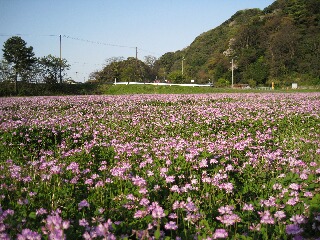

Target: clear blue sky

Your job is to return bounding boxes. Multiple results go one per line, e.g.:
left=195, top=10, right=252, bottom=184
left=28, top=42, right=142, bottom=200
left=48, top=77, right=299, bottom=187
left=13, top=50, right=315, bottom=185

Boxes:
left=0, top=0, right=275, bottom=82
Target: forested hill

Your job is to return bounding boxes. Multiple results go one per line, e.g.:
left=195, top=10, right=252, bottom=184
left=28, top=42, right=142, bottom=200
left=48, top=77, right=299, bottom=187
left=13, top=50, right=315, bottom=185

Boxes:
left=156, top=0, right=320, bottom=87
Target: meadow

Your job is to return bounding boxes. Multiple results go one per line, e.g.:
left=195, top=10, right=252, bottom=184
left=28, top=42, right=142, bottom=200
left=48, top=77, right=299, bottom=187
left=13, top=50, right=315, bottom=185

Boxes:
left=0, top=93, right=319, bottom=239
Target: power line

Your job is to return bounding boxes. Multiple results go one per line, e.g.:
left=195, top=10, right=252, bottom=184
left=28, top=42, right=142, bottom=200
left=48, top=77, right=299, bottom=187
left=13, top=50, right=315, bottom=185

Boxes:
left=62, top=35, right=160, bottom=55
left=1, top=33, right=160, bottom=56
left=0, top=33, right=59, bottom=37
left=62, top=35, right=136, bottom=49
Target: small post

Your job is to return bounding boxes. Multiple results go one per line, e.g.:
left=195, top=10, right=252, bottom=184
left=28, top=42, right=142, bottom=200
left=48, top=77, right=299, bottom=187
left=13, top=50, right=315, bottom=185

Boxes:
left=59, top=35, right=62, bottom=84
left=231, top=58, right=234, bottom=88
left=14, top=70, right=18, bottom=95
left=182, top=57, right=185, bottom=76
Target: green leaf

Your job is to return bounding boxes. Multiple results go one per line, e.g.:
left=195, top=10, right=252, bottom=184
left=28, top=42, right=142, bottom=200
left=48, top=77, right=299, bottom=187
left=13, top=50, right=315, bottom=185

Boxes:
left=154, top=229, right=161, bottom=239
left=28, top=212, right=37, bottom=219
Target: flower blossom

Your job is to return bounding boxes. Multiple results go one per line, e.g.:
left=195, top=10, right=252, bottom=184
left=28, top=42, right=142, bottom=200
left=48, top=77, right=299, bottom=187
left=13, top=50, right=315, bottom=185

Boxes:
left=164, top=221, right=178, bottom=230
left=17, top=229, right=41, bottom=240
left=286, top=224, right=303, bottom=235
left=212, top=228, right=228, bottom=239
left=78, top=200, right=90, bottom=210
left=216, top=214, right=241, bottom=226
left=259, top=211, right=275, bottom=224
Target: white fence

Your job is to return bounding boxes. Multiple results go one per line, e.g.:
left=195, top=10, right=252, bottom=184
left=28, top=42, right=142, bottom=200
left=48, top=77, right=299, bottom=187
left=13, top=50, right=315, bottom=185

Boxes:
left=114, top=82, right=213, bottom=87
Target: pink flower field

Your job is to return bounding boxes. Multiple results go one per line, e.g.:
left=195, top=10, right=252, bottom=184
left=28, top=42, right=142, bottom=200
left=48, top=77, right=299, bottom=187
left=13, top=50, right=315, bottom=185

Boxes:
left=0, top=93, right=319, bottom=239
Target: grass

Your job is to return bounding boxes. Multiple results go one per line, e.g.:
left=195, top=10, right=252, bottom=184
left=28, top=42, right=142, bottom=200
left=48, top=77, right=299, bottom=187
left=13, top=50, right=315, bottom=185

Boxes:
left=1, top=81, right=319, bottom=97
left=98, top=84, right=320, bottom=95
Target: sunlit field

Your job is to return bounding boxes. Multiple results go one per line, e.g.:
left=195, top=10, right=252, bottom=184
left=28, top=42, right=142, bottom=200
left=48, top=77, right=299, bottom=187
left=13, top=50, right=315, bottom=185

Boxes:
left=0, top=93, right=319, bottom=239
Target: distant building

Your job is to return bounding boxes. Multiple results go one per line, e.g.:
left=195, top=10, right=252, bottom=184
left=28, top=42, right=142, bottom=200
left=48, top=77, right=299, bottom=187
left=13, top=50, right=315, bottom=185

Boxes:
left=233, top=84, right=250, bottom=89
left=292, top=83, right=298, bottom=89
left=64, top=79, right=82, bottom=84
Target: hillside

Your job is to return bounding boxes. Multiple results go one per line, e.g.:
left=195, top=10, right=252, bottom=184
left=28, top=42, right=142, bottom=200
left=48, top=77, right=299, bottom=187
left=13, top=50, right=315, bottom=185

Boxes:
left=156, top=0, right=320, bottom=87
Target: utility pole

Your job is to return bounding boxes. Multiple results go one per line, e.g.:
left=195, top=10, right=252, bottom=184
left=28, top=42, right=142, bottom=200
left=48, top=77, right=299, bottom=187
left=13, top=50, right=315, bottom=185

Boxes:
left=182, top=57, right=185, bottom=76
left=231, top=58, right=234, bottom=88
left=136, top=47, right=138, bottom=82
left=59, top=35, right=62, bottom=84
left=14, top=69, right=18, bottom=95
left=136, top=47, right=138, bottom=61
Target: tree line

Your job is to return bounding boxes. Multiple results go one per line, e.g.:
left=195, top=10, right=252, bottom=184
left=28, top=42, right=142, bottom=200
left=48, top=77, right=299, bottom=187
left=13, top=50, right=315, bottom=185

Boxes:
left=152, top=0, right=320, bottom=87
left=1, top=36, right=69, bottom=94
left=90, top=0, right=320, bottom=87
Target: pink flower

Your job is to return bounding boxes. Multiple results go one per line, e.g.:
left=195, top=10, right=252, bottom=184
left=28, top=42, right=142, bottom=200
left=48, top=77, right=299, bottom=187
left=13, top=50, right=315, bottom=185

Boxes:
left=216, top=213, right=241, bottom=226
left=149, top=202, right=166, bottom=219
left=299, top=173, right=308, bottom=180
left=95, top=220, right=115, bottom=239
left=274, top=211, right=286, bottom=220
left=259, top=211, right=274, bottom=224
left=170, top=185, right=180, bottom=193
left=249, top=223, right=261, bottom=231
left=132, top=176, right=146, bottom=186
left=218, top=205, right=234, bottom=215
left=303, top=191, right=313, bottom=198
left=134, top=210, right=148, bottom=218
left=287, top=197, right=299, bottom=206
left=84, top=178, right=93, bottom=185
left=139, top=198, right=150, bottom=206
left=165, top=175, right=175, bottom=183
left=139, top=187, right=148, bottom=194
left=78, top=200, right=90, bottom=210
left=79, top=218, right=89, bottom=227
left=152, top=205, right=166, bottom=219
left=219, top=182, right=233, bottom=193
left=164, top=221, right=178, bottom=230
left=272, top=183, right=282, bottom=190
left=168, top=213, right=177, bottom=219
left=286, top=224, right=303, bottom=235
left=243, top=203, right=254, bottom=211
left=42, top=211, right=70, bottom=239
left=212, top=228, right=228, bottom=239
left=289, top=183, right=300, bottom=191
left=17, top=229, right=41, bottom=240
left=290, top=215, right=306, bottom=224
left=36, top=208, right=47, bottom=216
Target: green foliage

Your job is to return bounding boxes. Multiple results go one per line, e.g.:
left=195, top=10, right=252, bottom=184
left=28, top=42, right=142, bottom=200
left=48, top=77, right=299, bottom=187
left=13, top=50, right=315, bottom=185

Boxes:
left=155, top=0, right=320, bottom=87
left=215, top=78, right=230, bottom=88
left=2, top=36, right=36, bottom=85
left=167, top=71, right=184, bottom=83
left=0, top=59, right=14, bottom=82
left=0, top=82, right=102, bottom=97
left=96, top=57, right=154, bottom=83
left=1, top=81, right=319, bottom=97
left=242, top=57, right=269, bottom=85
left=1, top=36, right=72, bottom=89
left=38, top=55, right=70, bottom=84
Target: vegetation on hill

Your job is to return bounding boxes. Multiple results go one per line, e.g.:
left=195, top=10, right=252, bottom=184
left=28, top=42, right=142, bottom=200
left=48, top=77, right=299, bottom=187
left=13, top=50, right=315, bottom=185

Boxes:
left=155, top=0, right=320, bottom=86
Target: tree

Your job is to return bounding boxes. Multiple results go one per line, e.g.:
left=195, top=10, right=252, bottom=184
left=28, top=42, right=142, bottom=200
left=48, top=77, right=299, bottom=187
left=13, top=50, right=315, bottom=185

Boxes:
left=267, top=18, right=300, bottom=78
left=157, top=52, right=176, bottom=73
left=144, top=55, right=158, bottom=81
left=167, top=71, right=184, bottom=83
left=94, top=57, right=152, bottom=83
left=144, top=55, right=157, bottom=69
left=38, top=55, right=70, bottom=84
left=242, top=56, right=268, bottom=85
left=2, top=36, right=36, bottom=92
left=99, top=57, right=124, bottom=82
left=0, top=59, right=14, bottom=82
